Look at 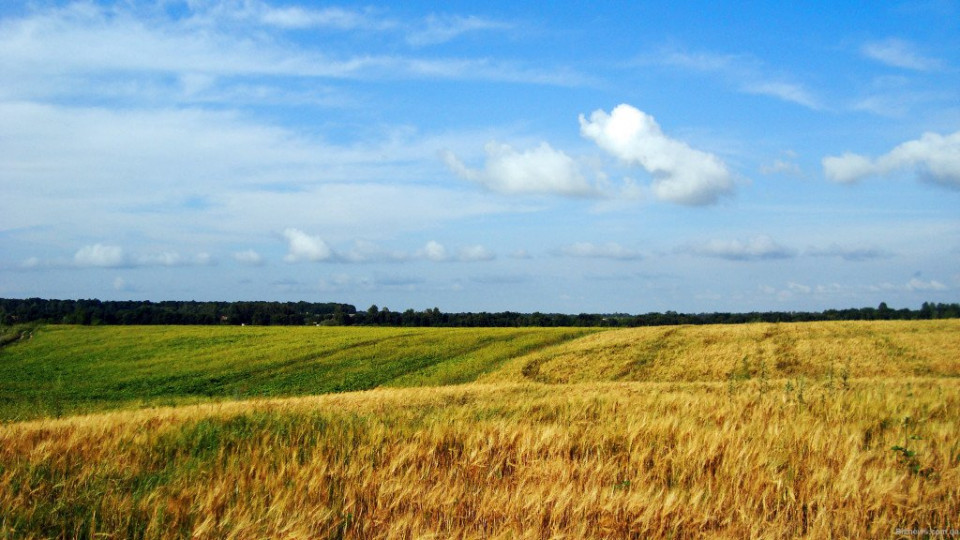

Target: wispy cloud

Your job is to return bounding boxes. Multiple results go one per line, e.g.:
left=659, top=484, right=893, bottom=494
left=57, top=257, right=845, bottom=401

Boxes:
left=407, top=14, right=512, bottom=46
left=861, top=39, right=942, bottom=71
left=682, top=236, right=795, bottom=261
left=341, top=240, right=409, bottom=263
left=806, top=244, right=893, bottom=261
left=415, top=241, right=496, bottom=262
left=557, top=242, right=643, bottom=260
left=760, top=157, right=802, bottom=176
left=906, top=277, right=947, bottom=291
left=742, top=82, right=820, bottom=110
left=657, top=49, right=822, bottom=110
left=189, top=1, right=391, bottom=31
left=0, top=1, right=583, bottom=103
left=233, top=249, right=265, bottom=266
left=457, top=245, right=496, bottom=262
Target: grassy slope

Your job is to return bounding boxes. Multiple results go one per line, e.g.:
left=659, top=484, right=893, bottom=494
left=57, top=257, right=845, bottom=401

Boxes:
left=0, top=325, right=597, bottom=420
left=483, top=319, right=960, bottom=383
left=1, top=320, right=958, bottom=538
left=2, top=380, right=958, bottom=538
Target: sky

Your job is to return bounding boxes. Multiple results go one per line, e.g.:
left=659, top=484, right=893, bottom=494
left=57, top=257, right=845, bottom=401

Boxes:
left=1, top=0, right=959, bottom=314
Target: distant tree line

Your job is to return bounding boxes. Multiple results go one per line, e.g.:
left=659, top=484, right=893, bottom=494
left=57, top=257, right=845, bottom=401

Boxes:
left=1, top=298, right=958, bottom=328
left=0, top=299, right=353, bottom=326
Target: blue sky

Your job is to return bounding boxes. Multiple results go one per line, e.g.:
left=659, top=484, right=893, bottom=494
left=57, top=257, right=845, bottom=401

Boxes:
left=1, top=0, right=958, bottom=313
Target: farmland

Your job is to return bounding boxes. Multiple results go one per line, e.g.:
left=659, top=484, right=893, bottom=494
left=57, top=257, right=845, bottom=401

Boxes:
left=1, top=320, right=958, bottom=538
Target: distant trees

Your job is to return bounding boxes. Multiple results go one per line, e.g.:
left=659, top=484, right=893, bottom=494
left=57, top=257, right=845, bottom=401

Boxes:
left=1, top=298, right=958, bottom=328
left=0, top=298, right=353, bottom=327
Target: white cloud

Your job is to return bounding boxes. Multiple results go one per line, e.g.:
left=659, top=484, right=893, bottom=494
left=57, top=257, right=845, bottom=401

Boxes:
left=558, top=242, right=643, bottom=260
left=760, top=158, right=802, bottom=176
left=282, top=228, right=333, bottom=263
left=341, top=240, right=408, bottom=263
left=421, top=240, right=448, bottom=262
left=579, top=104, right=735, bottom=205
left=742, top=82, right=820, bottom=110
left=861, top=39, right=942, bottom=71
left=407, top=14, right=511, bottom=46
left=201, top=2, right=383, bottom=31
left=787, top=282, right=812, bottom=294
left=0, top=101, right=520, bottom=247
left=74, top=244, right=126, bottom=268
left=233, top=249, right=264, bottom=266
left=822, top=131, right=960, bottom=188
left=135, top=251, right=184, bottom=267
left=21, top=257, right=41, bottom=269
left=415, top=241, right=495, bottom=262
left=822, top=153, right=877, bottom=184
left=684, top=236, right=794, bottom=261
left=457, top=245, right=496, bottom=262
left=907, top=278, right=947, bottom=291
left=806, top=244, right=893, bottom=261
left=31, top=245, right=214, bottom=269
left=0, top=2, right=579, bottom=100
left=442, top=142, right=593, bottom=196
left=658, top=50, right=821, bottom=110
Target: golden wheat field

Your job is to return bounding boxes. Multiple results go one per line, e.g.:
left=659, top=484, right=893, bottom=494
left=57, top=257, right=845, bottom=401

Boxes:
left=1, top=320, right=958, bottom=539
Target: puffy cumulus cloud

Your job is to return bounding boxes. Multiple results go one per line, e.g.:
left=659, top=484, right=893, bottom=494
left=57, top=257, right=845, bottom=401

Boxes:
left=823, top=131, right=960, bottom=188
left=282, top=228, right=333, bottom=263
left=441, top=142, right=594, bottom=197
left=233, top=249, right=264, bottom=266
left=74, top=244, right=126, bottom=268
left=557, top=242, right=643, bottom=260
left=861, top=39, right=942, bottom=71
left=579, top=104, right=735, bottom=205
left=683, top=236, right=794, bottom=261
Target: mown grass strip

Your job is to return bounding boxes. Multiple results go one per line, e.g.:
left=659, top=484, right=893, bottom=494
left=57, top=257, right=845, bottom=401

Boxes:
left=0, top=325, right=599, bottom=420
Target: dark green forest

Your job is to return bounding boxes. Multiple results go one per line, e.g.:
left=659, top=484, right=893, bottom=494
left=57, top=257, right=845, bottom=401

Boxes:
left=1, top=298, right=957, bottom=328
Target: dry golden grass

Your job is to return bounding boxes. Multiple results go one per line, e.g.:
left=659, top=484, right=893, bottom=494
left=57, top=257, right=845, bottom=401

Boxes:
left=483, top=320, right=960, bottom=383
left=1, top=320, right=958, bottom=538
left=2, top=378, right=958, bottom=538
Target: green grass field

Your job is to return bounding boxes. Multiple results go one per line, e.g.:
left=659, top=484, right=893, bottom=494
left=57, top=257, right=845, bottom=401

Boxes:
left=0, top=325, right=596, bottom=420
